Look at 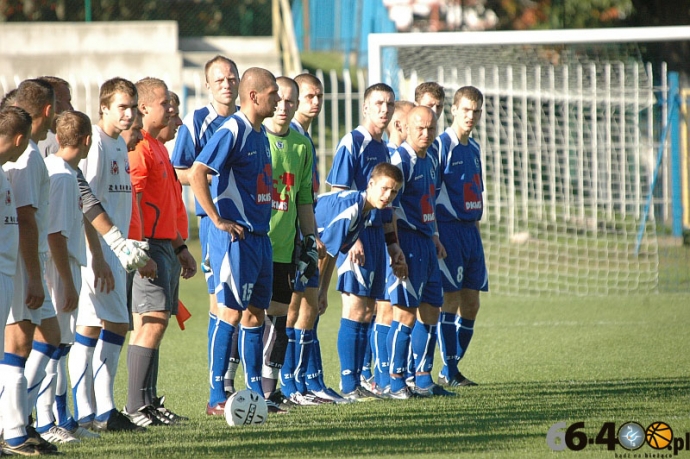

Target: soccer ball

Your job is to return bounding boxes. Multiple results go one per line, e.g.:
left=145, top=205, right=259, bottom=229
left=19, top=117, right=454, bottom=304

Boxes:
left=224, top=389, right=268, bottom=426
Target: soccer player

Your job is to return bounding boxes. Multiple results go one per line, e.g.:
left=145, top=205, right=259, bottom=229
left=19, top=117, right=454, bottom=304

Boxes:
left=158, top=90, right=183, bottom=145
left=386, top=106, right=453, bottom=399
left=414, top=81, right=445, bottom=119
left=370, top=99, right=414, bottom=394
left=37, top=110, right=94, bottom=442
left=188, top=67, right=281, bottom=414
left=435, top=86, right=487, bottom=387
left=285, top=73, right=344, bottom=403
left=72, top=77, right=147, bottom=433
left=123, top=77, right=196, bottom=426
left=0, top=107, right=32, bottom=456
left=170, top=56, right=241, bottom=397
left=325, top=83, right=407, bottom=401
left=260, top=76, right=321, bottom=405
left=317, top=163, right=403, bottom=292
left=0, top=79, right=60, bottom=455
left=37, top=76, right=74, bottom=158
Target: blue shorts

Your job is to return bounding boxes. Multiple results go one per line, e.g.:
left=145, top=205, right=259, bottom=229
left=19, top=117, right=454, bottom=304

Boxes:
left=386, top=228, right=443, bottom=308
left=293, top=268, right=319, bottom=292
left=437, top=220, right=488, bottom=292
left=199, top=215, right=214, bottom=294
left=336, top=225, right=386, bottom=299
left=208, top=227, right=273, bottom=311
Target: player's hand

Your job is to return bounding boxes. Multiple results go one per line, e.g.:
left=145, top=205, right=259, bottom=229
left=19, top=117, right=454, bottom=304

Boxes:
left=102, top=226, right=151, bottom=272
left=433, top=235, right=447, bottom=259
left=296, top=234, right=319, bottom=283
left=177, top=247, right=197, bottom=279
left=138, top=258, right=158, bottom=280
left=317, top=288, right=329, bottom=315
left=215, top=218, right=245, bottom=241
left=315, top=234, right=327, bottom=259
left=25, top=277, right=45, bottom=310
left=59, top=282, right=79, bottom=313
left=348, top=238, right=365, bottom=266
left=91, top=255, right=115, bottom=293
left=387, top=243, right=408, bottom=279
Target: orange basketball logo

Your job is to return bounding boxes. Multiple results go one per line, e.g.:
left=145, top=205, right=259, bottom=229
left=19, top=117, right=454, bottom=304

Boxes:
left=646, top=422, right=673, bottom=449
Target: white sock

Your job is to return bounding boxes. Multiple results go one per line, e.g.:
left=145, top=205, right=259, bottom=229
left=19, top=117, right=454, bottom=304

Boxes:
left=34, top=350, right=60, bottom=431
left=24, top=341, right=55, bottom=423
left=92, top=330, right=124, bottom=417
left=0, top=355, right=29, bottom=443
left=69, top=334, right=97, bottom=422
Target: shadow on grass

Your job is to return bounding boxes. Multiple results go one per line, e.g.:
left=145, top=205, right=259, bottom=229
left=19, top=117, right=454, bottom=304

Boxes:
left=62, top=376, right=690, bottom=458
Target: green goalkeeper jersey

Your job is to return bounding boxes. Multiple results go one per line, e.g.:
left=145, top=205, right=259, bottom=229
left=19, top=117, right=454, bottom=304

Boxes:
left=267, top=127, right=314, bottom=263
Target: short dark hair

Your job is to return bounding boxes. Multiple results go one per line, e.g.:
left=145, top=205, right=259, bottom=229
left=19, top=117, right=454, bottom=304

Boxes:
left=56, top=110, right=92, bottom=147
left=453, top=86, right=484, bottom=107
left=276, top=76, right=299, bottom=99
left=0, top=106, right=32, bottom=139
left=294, top=73, right=323, bottom=89
left=415, top=82, right=445, bottom=104
left=0, top=89, right=18, bottom=109
left=370, top=161, right=403, bottom=184
left=364, top=83, right=395, bottom=102
left=14, top=79, right=54, bottom=118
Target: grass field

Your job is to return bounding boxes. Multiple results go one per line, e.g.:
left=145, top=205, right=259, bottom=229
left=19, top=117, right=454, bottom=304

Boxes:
left=57, top=239, right=690, bottom=458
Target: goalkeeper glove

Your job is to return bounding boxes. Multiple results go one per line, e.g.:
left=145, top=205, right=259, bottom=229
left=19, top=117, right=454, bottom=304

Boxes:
left=296, top=234, right=318, bottom=283
left=102, top=226, right=150, bottom=272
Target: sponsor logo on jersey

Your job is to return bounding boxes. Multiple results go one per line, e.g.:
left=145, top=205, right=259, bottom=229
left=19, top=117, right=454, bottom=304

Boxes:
left=465, top=201, right=483, bottom=210
left=420, top=184, right=436, bottom=224
left=275, top=140, right=284, bottom=149
left=256, top=163, right=273, bottom=205
left=248, top=150, right=257, bottom=156
left=452, top=161, right=463, bottom=166
left=110, top=160, right=119, bottom=175
left=4, top=190, right=11, bottom=206
left=125, top=159, right=130, bottom=174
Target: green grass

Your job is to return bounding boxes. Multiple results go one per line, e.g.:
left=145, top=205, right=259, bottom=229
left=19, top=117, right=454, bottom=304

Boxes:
left=58, top=240, right=690, bottom=458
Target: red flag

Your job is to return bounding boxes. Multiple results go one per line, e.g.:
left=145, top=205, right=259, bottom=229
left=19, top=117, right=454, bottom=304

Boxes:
left=176, top=300, right=191, bottom=330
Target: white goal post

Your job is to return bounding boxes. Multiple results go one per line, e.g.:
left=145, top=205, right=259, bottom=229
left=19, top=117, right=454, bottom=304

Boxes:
left=368, top=26, right=690, bottom=295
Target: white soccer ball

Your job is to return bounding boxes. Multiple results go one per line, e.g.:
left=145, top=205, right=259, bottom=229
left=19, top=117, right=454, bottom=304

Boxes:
left=224, top=389, right=268, bottom=426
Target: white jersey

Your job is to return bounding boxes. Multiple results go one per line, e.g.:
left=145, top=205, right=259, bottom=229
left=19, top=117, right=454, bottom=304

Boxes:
left=2, top=140, right=50, bottom=255
left=45, top=155, right=86, bottom=266
left=0, top=168, right=19, bottom=276
left=79, top=125, right=132, bottom=233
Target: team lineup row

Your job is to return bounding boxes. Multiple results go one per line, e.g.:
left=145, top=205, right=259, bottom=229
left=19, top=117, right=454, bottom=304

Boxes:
left=0, top=55, right=486, bottom=456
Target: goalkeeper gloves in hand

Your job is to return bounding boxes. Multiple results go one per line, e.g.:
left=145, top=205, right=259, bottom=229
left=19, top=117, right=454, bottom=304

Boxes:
left=102, top=226, right=150, bottom=272
left=296, top=234, right=318, bottom=283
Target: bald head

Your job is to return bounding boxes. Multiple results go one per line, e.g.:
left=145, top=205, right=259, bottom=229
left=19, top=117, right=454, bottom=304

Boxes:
left=239, top=67, right=280, bottom=128
left=386, top=100, right=414, bottom=145
left=406, top=106, right=437, bottom=156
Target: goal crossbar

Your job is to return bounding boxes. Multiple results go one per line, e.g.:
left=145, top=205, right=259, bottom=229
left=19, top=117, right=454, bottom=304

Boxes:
left=368, top=26, right=690, bottom=85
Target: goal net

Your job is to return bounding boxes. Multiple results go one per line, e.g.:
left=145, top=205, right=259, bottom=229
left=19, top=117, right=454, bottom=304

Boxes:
left=368, top=27, right=687, bottom=295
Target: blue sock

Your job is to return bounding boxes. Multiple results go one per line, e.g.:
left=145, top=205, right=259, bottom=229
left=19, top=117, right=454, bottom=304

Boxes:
left=294, top=329, right=313, bottom=394
left=360, top=317, right=374, bottom=380
left=337, top=318, right=362, bottom=394
left=280, top=327, right=298, bottom=397
left=239, top=324, right=264, bottom=395
left=387, top=321, right=412, bottom=392
left=458, top=317, right=475, bottom=360
left=207, top=312, right=218, bottom=369
left=438, top=311, right=459, bottom=380
left=209, top=320, right=234, bottom=407
left=55, top=345, right=76, bottom=430
left=312, top=317, right=327, bottom=389
left=411, top=321, right=436, bottom=389
left=372, top=323, right=390, bottom=389
left=305, top=323, right=325, bottom=392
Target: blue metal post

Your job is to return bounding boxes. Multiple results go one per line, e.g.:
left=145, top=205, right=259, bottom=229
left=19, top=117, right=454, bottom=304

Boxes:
left=669, top=72, right=683, bottom=237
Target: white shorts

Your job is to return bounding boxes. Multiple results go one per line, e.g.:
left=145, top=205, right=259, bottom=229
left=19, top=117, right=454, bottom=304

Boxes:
left=0, top=272, right=14, bottom=357
left=45, top=255, right=81, bottom=344
left=78, top=244, right=129, bottom=326
left=7, top=252, right=55, bottom=326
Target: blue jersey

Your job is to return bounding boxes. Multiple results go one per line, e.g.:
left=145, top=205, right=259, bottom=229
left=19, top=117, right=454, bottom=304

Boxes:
left=315, top=190, right=369, bottom=256
left=434, top=128, right=484, bottom=222
left=391, top=143, right=439, bottom=238
left=290, top=120, right=320, bottom=196
left=387, top=141, right=398, bottom=156
left=327, top=126, right=390, bottom=227
left=195, top=111, right=273, bottom=235
left=171, top=103, right=230, bottom=216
